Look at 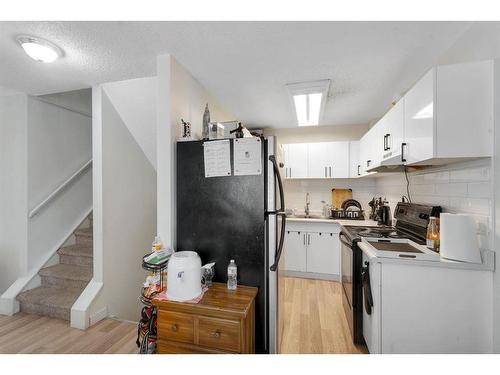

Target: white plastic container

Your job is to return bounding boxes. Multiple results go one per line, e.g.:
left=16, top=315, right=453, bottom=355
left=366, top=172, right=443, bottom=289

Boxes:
left=440, top=213, right=481, bottom=263
left=166, top=251, right=202, bottom=301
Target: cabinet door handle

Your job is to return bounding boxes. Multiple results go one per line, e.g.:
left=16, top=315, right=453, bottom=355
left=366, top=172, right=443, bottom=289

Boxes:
left=171, top=324, right=178, bottom=332
left=383, top=134, right=387, bottom=151
left=386, top=134, right=391, bottom=150
left=324, top=166, right=327, bottom=177
left=303, top=234, right=306, bottom=245
left=307, top=234, right=311, bottom=245
left=290, top=167, right=292, bottom=178
left=357, top=165, right=360, bottom=176
left=329, top=166, right=332, bottom=177
left=211, top=330, right=221, bottom=338
left=367, top=160, right=371, bottom=167
left=401, top=143, right=407, bottom=163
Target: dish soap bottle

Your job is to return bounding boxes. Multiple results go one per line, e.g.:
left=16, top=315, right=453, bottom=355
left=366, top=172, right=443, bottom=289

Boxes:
left=426, top=217, right=440, bottom=252
left=202, top=103, right=210, bottom=140
left=227, top=259, right=237, bottom=290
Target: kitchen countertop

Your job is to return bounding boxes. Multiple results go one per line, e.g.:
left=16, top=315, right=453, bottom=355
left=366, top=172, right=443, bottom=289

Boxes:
left=358, top=241, right=495, bottom=271
left=286, top=216, right=379, bottom=226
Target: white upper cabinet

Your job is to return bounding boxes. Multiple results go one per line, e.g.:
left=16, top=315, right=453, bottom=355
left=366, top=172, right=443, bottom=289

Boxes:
left=359, top=125, right=380, bottom=176
left=363, top=60, right=493, bottom=170
left=284, top=141, right=350, bottom=179
left=434, top=60, right=493, bottom=159
left=349, top=141, right=360, bottom=178
left=286, top=143, right=308, bottom=178
left=403, top=68, right=435, bottom=164
left=403, top=60, right=493, bottom=165
left=383, top=98, right=405, bottom=161
left=307, top=142, right=329, bottom=178
left=325, top=141, right=349, bottom=178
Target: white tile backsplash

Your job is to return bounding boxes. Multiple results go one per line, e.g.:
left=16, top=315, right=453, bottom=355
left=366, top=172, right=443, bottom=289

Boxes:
left=284, top=178, right=377, bottom=214
left=374, top=158, right=493, bottom=249
left=282, top=158, right=493, bottom=249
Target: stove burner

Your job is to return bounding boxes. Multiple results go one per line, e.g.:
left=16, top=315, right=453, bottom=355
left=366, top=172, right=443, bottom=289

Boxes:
left=358, top=229, right=383, bottom=238
left=358, top=228, right=405, bottom=239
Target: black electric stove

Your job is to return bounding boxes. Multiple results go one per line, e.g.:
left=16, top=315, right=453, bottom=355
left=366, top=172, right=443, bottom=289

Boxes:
left=342, top=225, right=426, bottom=245
left=338, top=202, right=441, bottom=345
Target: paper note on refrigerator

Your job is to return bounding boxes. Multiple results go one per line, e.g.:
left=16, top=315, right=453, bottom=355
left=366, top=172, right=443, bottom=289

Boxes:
left=203, top=140, right=231, bottom=178
left=233, top=137, right=262, bottom=176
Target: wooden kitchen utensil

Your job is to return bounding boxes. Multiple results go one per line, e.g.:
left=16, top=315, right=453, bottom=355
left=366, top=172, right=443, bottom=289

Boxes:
left=331, top=189, right=353, bottom=209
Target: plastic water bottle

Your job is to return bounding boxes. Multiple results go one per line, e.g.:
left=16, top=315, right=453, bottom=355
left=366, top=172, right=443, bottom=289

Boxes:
left=227, top=259, right=237, bottom=290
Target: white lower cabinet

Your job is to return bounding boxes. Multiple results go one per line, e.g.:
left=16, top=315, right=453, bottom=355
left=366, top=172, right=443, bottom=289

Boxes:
left=306, top=232, right=340, bottom=275
left=283, top=231, right=307, bottom=272
left=361, top=249, right=493, bottom=354
left=283, top=221, right=340, bottom=279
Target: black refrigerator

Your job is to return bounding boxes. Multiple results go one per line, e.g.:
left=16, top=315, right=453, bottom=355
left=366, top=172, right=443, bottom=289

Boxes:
left=176, top=136, right=286, bottom=354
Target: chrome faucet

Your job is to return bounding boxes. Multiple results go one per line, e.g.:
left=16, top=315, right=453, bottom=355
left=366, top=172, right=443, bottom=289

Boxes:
left=305, top=192, right=311, bottom=217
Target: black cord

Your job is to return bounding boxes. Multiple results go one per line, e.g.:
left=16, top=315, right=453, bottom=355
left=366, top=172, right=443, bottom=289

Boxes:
left=404, top=165, right=412, bottom=203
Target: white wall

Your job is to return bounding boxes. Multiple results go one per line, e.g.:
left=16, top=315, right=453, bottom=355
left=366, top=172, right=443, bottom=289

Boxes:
left=0, top=94, right=28, bottom=293
left=87, top=80, right=157, bottom=323
left=99, top=78, right=157, bottom=169
left=157, top=55, right=234, bottom=250
left=494, top=58, right=500, bottom=353
left=26, top=97, right=93, bottom=270
left=434, top=23, right=500, bottom=353
left=438, top=23, right=500, bottom=65
left=37, top=89, right=92, bottom=117
left=1, top=92, right=92, bottom=310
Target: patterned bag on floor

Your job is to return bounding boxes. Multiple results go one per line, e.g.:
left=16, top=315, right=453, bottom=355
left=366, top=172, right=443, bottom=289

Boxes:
left=137, top=305, right=157, bottom=354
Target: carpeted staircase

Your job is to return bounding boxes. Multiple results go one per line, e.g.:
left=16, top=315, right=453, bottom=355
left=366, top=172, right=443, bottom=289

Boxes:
left=16, top=215, right=93, bottom=321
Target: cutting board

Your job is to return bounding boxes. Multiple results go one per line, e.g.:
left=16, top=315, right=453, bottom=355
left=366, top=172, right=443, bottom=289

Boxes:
left=331, top=189, right=353, bottom=209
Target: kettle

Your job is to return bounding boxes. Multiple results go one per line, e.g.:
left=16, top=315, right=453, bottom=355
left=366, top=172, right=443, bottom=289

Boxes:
left=378, top=205, right=392, bottom=226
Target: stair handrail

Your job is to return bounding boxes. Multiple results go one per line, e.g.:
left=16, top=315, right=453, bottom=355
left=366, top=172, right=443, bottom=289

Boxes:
left=28, top=159, right=93, bottom=219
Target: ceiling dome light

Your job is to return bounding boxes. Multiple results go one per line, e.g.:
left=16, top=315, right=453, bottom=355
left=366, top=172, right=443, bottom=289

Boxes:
left=16, top=35, right=62, bottom=63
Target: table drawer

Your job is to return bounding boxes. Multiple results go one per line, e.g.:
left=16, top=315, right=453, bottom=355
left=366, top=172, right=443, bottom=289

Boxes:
left=157, top=310, right=194, bottom=344
left=198, top=316, right=241, bottom=352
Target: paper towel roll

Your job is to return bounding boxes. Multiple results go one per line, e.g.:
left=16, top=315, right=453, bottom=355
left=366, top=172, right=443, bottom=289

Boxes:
left=440, top=213, right=481, bottom=263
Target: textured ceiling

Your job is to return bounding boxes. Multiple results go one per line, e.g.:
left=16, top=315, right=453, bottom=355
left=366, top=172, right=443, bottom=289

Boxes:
left=0, top=21, right=472, bottom=128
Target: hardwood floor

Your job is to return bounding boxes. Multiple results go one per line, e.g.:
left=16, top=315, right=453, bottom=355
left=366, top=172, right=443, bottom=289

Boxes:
left=280, top=277, right=368, bottom=354
left=0, top=313, right=138, bottom=354
left=1, top=279, right=364, bottom=354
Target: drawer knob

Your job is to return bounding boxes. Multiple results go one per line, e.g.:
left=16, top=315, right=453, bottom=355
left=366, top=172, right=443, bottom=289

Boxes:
left=171, top=324, right=178, bottom=332
left=211, top=330, right=221, bottom=338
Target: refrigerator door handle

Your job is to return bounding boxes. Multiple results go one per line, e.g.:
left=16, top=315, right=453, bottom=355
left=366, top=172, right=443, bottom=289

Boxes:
left=266, top=155, right=285, bottom=215
left=268, top=155, right=287, bottom=272
left=270, top=212, right=286, bottom=272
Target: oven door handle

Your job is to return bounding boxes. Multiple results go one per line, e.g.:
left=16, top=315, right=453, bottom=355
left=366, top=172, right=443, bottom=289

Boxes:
left=339, top=232, right=352, bottom=248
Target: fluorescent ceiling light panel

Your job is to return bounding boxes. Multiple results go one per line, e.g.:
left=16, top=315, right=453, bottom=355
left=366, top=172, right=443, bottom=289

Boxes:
left=413, top=102, right=433, bottom=119
left=287, top=80, right=330, bottom=126
left=17, top=35, right=62, bottom=63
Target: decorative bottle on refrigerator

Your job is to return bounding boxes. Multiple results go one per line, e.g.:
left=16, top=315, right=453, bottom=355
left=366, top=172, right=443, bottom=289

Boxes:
left=227, top=259, right=237, bottom=290
left=202, top=103, right=210, bottom=140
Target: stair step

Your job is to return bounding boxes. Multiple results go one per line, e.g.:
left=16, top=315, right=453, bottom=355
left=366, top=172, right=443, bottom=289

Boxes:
left=74, top=227, right=93, bottom=245
left=39, top=264, right=92, bottom=289
left=17, top=286, right=83, bottom=321
left=58, top=244, right=93, bottom=266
